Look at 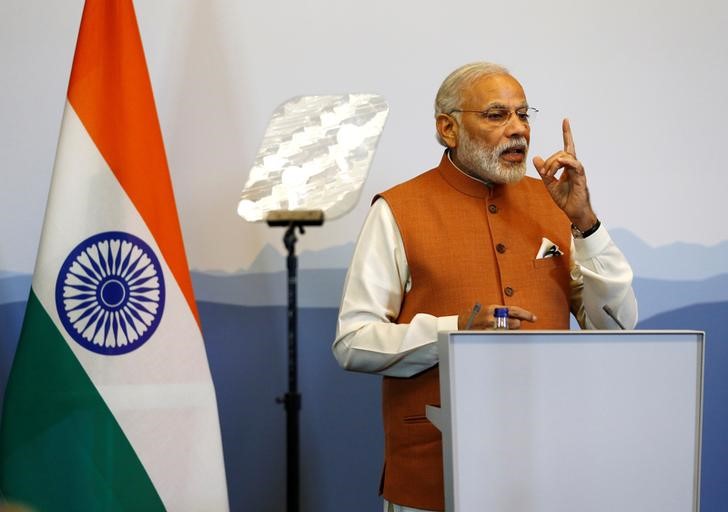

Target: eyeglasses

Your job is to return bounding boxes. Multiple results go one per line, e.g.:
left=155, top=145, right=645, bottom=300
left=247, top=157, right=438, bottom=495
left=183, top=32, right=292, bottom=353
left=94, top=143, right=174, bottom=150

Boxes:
left=448, top=106, right=539, bottom=126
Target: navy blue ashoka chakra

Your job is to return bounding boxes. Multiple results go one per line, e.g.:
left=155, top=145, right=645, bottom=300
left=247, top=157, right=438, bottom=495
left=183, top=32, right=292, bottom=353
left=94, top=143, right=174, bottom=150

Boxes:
left=55, top=231, right=166, bottom=355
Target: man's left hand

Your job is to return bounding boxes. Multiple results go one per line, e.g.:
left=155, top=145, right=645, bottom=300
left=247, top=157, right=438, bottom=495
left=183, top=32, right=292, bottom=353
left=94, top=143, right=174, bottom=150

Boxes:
left=532, top=118, right=597, bottom=231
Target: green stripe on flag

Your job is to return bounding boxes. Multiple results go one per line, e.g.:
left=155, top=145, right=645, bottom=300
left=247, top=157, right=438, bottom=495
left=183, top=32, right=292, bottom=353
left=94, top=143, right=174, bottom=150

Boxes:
left=0, top=291, right=165, bottom=511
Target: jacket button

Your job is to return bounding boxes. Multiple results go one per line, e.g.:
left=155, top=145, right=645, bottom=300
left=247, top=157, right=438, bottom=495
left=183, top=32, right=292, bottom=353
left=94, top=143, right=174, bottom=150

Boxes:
left=488, top=204, right=498, bottom=213
left=496, top=243, right=506, bottom=254
left=504, top=286, right=514, bottom=297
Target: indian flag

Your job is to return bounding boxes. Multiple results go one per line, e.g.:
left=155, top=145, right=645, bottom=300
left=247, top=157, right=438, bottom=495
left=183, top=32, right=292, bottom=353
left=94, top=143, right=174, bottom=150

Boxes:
left=0, top=1, right=229, bottom=510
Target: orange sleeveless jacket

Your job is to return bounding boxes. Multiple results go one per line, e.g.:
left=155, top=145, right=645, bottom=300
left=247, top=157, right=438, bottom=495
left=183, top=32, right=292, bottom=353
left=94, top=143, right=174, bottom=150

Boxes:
left=377, top=153, right=572, bottom=510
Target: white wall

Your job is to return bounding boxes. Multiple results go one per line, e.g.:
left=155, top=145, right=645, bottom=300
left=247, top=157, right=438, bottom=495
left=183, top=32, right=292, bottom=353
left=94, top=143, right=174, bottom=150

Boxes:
left=2, top=3, right=727, bottom=510
left=2, top=0, right=727, bottom=273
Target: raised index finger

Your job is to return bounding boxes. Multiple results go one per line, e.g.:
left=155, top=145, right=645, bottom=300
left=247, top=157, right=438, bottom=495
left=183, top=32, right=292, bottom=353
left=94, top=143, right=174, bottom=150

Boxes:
left=562, top=118, right=577, bottom=157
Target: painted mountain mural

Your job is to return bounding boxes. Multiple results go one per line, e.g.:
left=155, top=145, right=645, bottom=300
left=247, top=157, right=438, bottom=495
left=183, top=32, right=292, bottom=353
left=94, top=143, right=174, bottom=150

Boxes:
left=2, top=230, right=727, bottom=511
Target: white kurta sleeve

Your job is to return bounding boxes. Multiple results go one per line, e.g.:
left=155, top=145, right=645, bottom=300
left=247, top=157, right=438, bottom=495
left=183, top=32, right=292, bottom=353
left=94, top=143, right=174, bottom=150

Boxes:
left=332, top=199, right=457, bottom=378
left=335, top=202, right=638, bottom=376
left=569, top=224, right=639, bottom=330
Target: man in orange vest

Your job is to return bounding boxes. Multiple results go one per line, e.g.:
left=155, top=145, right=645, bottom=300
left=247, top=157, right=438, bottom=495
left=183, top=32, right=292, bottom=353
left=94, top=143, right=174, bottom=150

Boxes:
left=333, top=61, right=638, bottom=512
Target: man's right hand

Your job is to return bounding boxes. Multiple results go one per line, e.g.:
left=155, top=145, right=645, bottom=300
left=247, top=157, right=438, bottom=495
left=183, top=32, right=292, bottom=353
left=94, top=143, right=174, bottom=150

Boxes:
left=458, top=304, right=537, bottom=330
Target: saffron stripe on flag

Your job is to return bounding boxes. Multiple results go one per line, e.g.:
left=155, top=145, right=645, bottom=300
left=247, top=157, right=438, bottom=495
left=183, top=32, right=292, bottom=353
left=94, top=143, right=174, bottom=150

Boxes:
left=67, top=0, right=199, bottom=325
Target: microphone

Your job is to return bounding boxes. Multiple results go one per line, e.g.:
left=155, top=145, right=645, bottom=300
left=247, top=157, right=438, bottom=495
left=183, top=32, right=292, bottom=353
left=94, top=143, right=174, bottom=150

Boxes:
left=602, top=304, right=626, bottom=330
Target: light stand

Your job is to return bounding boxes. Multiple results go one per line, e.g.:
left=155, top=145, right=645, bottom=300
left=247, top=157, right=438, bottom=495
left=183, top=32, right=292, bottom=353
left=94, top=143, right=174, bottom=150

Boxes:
left=237, top=93, right=389, bottom=512
left=267, top=210, right=324, bottom=512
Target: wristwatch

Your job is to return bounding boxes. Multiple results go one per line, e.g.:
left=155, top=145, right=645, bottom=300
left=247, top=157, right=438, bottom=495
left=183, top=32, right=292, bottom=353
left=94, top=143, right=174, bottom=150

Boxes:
left=571, top=219, right=601, bottom=239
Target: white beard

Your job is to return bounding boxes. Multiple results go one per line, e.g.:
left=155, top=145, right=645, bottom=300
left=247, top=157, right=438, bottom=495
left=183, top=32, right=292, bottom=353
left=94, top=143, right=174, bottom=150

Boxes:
left=455, top=129, right=528, bottom=184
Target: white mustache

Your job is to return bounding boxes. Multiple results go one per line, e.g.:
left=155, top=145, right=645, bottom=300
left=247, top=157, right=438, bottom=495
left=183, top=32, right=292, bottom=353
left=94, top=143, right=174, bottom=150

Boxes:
left=497, top=137, right=529, bottom=154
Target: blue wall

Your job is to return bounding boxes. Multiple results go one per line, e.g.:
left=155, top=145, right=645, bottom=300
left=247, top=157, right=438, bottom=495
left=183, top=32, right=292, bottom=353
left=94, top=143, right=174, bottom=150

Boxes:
left=637, top=302, right=728, bottom=510
left=2, top=294, right=727, bottom=511
left=0, top=300, right=383, bottom=512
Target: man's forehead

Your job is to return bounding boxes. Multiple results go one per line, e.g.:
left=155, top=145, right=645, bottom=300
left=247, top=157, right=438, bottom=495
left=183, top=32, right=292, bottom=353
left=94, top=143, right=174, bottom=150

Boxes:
left=461, top=74, right=528, bottom=107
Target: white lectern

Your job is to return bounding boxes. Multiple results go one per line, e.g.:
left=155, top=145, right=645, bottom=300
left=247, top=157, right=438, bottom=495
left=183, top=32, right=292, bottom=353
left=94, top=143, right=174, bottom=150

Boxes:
left=426, top=330, right=704, bottom=512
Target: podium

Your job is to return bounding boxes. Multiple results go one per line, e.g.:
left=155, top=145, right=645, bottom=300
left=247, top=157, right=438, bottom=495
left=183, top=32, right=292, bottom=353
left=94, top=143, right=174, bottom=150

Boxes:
left=426, top=330, right=704, bottom=512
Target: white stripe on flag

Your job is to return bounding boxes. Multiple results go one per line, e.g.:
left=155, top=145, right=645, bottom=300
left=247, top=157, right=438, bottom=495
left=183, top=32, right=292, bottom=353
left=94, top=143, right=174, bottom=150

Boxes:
left=32, top=102, right=228, bottom=511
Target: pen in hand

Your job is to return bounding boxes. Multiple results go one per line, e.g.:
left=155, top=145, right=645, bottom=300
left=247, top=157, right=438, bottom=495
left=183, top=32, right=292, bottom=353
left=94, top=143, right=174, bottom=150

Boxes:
left=464, top=302, right=481, bottom=330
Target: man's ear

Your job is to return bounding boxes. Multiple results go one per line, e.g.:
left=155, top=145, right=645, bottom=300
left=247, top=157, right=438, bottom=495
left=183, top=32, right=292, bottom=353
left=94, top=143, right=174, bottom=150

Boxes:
left=436, top=113, right=458, bottom=148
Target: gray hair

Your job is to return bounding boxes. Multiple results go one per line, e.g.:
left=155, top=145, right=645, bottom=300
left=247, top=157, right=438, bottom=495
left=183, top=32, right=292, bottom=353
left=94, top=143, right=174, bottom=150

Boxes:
left=434, top=61, right=509, bottom=146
